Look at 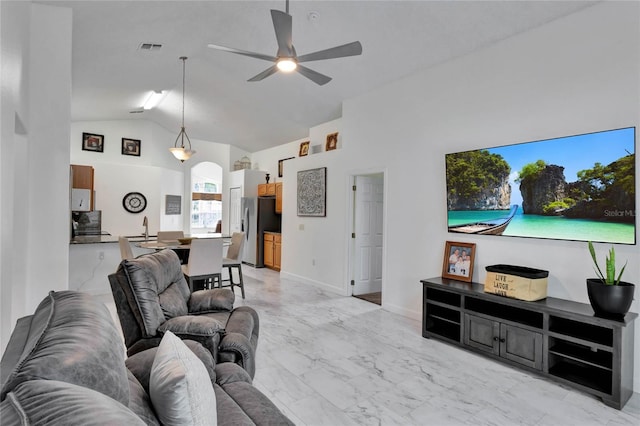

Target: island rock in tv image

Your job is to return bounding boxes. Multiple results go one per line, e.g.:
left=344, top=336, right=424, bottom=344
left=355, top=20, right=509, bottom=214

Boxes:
left=445, top=127, right=636, bottom=244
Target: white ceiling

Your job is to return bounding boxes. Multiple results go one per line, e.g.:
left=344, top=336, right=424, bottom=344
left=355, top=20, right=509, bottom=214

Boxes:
left=42, top=0, right=597, bottom=152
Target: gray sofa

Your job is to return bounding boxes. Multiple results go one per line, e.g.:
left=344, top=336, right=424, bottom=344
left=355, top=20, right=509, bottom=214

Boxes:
left=0, top=291, right=293, bottom=425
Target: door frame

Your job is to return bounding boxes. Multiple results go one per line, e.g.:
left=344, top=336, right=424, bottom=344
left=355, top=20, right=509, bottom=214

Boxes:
left=346, top=168, right=387, bottom=301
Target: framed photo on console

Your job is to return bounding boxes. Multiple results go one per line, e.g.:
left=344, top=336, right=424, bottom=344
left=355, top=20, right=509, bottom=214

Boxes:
left=442, top=241, right=476, bottom=282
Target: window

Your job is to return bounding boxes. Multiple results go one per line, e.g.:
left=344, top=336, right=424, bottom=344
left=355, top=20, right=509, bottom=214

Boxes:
left=191, top=179, right=221, bottom=231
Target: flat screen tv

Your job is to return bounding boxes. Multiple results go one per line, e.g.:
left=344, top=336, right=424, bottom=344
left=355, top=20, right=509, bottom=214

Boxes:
left=445, top=127, right=636, bottom=245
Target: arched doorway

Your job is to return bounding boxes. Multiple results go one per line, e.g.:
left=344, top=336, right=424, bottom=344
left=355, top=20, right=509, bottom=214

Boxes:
left=190, top=162, right=223, bottom=234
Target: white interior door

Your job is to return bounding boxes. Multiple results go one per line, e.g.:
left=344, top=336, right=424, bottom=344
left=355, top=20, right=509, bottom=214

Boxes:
left=229, top=187, right=242, bottom=233
left=353, top=174, right=384, bottom=296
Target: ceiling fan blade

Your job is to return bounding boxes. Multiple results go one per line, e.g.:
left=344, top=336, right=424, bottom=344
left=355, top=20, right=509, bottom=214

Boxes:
left=207, top=43, right=276, bottom=62
left=297, top=41, right=363, bottom=63
left=271, top=9, right=294, bottom=57
left=248, top=65, right=279, bottom=82
left=296, top=64, right=332, bottom=86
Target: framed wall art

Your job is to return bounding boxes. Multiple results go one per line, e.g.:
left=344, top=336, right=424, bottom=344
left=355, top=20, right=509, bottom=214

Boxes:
left=299, top=141, right=310, bottom=156
left=325, top=132, right=338, bottom=151
left=278, top=157, right=295, bottom=177
left=122, top=138, right=141, bottom=156
left=441, top=241, right=476, bottom=282
left=165, top=195, right=181, bottom=215
left=297, top=167, right=326, bottom=217
left=82, top=132, right=104, bottom=153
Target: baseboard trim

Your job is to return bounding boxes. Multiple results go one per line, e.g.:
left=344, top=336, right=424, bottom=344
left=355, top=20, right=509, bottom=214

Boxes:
left=279, top=271, right=347, bottom=296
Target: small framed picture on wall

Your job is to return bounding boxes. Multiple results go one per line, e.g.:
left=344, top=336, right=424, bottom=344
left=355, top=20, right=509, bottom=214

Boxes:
left=299, top=141, right=310, bottom=156
left=122, top=138, right=141, bottom=156
left=325, top=132, right=338, bottom=151
left=82, top=132, right=104, bottom=153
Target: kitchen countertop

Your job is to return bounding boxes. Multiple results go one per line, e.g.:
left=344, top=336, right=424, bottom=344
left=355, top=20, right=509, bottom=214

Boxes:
left=70, top=234, right=157, bottom=245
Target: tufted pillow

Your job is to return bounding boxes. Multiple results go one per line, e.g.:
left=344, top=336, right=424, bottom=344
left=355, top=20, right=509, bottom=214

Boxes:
left=0, top=291, right=130, bottom=406
left=0, top=380, right=145, bottom=425
left=120, top=250, right=191, bottom=337
left=150, top=331, right=217, bottom=426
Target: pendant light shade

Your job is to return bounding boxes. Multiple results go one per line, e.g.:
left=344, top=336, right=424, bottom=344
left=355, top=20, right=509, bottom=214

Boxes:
left=171, top=56, right=196, bottom=162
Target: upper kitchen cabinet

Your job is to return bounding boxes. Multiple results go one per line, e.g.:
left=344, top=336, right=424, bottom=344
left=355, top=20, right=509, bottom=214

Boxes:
left=275, top=182, right=282, bottom=213
left=70, top=164, right=94, bottom=211
left=258, top=183, right=276, bottom=196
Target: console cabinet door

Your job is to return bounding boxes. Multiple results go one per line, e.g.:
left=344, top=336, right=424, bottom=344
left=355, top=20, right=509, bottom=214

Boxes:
left=464, top=314, right=499, bottom=355
left=499, top=324, right=543, bottom=370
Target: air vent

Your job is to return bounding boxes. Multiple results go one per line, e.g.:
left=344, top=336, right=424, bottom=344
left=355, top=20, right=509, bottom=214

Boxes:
left=129, top=109, right=144, bottom=114
left=138, top=43, right=162, bottom=51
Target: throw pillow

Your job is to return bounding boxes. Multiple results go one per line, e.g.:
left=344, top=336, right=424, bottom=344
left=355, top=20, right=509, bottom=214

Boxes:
left=149, top=331, right=217, bottom=426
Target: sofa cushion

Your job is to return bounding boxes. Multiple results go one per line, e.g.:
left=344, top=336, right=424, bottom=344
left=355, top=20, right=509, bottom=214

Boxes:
left=150, top=331, right=217, bottom=426
left=120, top=250, right=191, bottom=337
left=189, top=288, right=235, bottom=313
left=0, top=380, right=145, bottom=426
left=127, top=370, right=161, bottom=425
left=0, top=291, right=130, bottom=406
left=159, top=315, right=225, bottom=338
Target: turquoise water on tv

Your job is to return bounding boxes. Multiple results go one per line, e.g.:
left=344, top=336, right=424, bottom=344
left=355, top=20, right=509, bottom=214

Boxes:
left=448, top=209, right=635, bottom=244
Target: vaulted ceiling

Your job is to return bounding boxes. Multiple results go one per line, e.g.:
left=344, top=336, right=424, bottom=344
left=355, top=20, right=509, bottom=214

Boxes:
left=43, top=0, right=596, bottom=152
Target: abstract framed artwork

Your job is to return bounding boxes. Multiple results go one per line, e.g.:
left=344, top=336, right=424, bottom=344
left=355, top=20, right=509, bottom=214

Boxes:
left=297, top=167, right=326, bottom=217
left=441, top=241, right=476, bottom=283
left=121, top=138, right=141, bottom=156
left=82, top=132, right=104, bottom=153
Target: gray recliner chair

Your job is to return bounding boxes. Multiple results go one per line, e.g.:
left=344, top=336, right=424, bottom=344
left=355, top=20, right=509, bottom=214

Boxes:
left=108, top=249, right=259, bottom=378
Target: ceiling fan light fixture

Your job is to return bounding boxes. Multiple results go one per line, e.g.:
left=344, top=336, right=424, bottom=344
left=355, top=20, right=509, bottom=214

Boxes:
left=277, top=58, right=297, bottom=72
left=170, top=56, right=195, bottom=162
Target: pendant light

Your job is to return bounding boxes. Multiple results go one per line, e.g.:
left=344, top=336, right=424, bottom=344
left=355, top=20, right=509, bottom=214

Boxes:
left=170, top=56, right=196, bottom=162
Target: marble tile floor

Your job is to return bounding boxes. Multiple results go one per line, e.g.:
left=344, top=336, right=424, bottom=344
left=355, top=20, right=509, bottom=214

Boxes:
left=96, top=266, right=640, bottom=426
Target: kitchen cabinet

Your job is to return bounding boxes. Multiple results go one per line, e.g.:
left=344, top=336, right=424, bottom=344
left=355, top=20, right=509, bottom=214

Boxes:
left=421, top=277, right=637, bottom=409
left=263, top=232, right=281, bottom=271
left=70, top=164, right=95, bottom=210
left=275, top=182, right=283, bottom=213
left=258, top=183, right=276, bottom=196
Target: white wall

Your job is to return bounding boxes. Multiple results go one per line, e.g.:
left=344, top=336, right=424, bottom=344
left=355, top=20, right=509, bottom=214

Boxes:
left=272, top=2, right=640, bottom=389
left=70, top=120, right=237, bottom=236
left=1, top=2, right=72, bottom=353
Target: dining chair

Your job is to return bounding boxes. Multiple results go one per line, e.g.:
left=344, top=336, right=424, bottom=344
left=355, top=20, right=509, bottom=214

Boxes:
left=118, top=236, right=134, bottom=260
left=221, top=232, right=246, bottom=299
left=156, top=230, right=184, bottom=242
left=182, top=238, right=223, bottom=292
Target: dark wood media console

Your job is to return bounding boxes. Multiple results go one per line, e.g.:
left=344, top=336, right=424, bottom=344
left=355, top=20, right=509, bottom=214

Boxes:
left=421, top=277, right=637, bottom=409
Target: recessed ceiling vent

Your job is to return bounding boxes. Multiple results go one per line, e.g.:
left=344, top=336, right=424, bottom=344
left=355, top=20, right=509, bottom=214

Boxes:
left=138, top=43, right=162, bottom=51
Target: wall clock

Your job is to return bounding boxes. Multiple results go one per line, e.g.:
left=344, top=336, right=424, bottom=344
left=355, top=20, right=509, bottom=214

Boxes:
left=122, top=192, right=147, bottom=213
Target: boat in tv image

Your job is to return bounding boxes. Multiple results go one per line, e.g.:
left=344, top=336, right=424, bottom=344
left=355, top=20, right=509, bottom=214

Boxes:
left=445, top=127, right=636, bottom=244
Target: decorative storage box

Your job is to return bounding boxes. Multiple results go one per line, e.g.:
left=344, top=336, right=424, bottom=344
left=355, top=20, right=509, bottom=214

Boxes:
left=484, top=264, right=549, bottom=301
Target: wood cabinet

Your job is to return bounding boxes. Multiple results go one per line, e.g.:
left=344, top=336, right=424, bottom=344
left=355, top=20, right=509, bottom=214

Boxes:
left=421, top=277, right=637, bottom=409
left=275, top=182, right=283, bottom=213
left=70, top=165, right=95, bottom=210
left=258, top=183, right=276, bottom=196
left=263, top=232, right=281, bottom=271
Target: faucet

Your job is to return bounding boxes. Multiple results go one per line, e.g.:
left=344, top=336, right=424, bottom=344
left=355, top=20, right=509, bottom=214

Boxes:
left=142, top=216, right=149, bottom=241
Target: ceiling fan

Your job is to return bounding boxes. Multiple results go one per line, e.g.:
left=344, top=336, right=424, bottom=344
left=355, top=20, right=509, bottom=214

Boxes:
left=207, top=0, right=362, bottom=86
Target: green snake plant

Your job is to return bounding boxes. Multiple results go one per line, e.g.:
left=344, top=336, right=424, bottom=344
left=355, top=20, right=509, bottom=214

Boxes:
left=588, top=241, right=627, bottom=285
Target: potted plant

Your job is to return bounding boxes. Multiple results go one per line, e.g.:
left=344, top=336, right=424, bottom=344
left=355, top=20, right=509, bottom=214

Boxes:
left=587, top=241, right=635, bottom=317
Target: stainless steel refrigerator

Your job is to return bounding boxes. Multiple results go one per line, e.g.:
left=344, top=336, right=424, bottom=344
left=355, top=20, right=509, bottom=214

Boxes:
left=241, top=197, right=281, bottom=267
